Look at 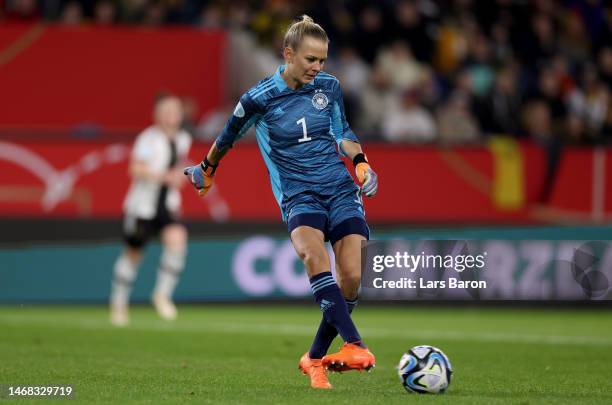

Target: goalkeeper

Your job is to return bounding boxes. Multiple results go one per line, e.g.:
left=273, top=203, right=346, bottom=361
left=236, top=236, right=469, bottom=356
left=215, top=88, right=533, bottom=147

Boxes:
left=185, top=15, right=378, bottom=390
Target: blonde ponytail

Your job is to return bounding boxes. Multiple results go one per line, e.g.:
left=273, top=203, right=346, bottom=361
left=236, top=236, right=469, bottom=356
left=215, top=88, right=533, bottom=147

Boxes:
left=283, top=15, right=328, bottom=51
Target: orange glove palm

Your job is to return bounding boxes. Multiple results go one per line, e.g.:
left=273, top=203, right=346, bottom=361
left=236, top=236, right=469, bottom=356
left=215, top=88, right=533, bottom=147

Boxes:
left=355, top=162, right=378, bottom=197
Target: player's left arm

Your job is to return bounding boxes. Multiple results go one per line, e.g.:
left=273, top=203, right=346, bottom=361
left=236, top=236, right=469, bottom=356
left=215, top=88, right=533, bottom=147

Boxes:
left=340, top=140, right=378, bottom=197
left=330, top=80, right=378, bottom=197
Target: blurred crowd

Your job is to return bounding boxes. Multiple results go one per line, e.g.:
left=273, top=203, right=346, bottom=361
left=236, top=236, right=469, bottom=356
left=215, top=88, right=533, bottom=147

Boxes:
left=2, top=0, right=612, bottom=144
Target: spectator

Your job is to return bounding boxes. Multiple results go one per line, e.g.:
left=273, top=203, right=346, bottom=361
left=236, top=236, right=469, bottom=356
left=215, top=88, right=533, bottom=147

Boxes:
left=568, top=63, right=610, bottom=140
left=60, top=1, right=83, bottom=25
left=391, top=0, right=435, bottom=63
left=528, top=66, right=568, bottom=135
left=374, top=40, right=423, bottom=92
left=518, top=13, right=557, bottom=71
left=479, top=66, right=522, bottom=135
left=327, top=46, right=370, bottom=126
left=382, top=88, right=437, bottom=143
left=330, top=46, right=369, bottom=98
left=522, top=99, right=553, bottom=141
left=357, top=67, right=395, bottom=137
left=566, top=113, right=587, bottom=143
left=550, top=54, right=576, bottom=100
left=93, top=0, right=116, bottom=26
left=463, top=32, right=495, bottom=97
left=489, top=21, right=513, bottom=65
left=434, top=13, right=471, bottom=75
left=352, top=5, right=388, bottom=64
left=571, top=0, right=609, bottom=52
left=437, top=90, right=481, bottom=144
left=558, top=10, right=591, bottom=65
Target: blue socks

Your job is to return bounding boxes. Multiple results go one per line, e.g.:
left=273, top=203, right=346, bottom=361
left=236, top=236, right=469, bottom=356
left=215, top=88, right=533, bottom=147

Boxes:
left=309, top=272, right=361, bottom=359
left=309, top=297, right=358, bottom=359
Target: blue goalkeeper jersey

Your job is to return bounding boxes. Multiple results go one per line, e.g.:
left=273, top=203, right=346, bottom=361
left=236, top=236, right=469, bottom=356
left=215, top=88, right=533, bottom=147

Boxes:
left=215, top=65, right=360, bottom=219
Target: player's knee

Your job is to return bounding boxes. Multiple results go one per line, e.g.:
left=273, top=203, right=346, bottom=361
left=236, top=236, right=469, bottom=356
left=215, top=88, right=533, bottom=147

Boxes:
left=163, top=225, right=187, bottom=249
left=338, top=271, right=361, bottom=295
left=296, top=246, right=328, bottom=272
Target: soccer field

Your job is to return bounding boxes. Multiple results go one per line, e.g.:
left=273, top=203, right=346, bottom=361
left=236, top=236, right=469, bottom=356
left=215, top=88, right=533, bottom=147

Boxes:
left=1, top=305, right=611, bottom=404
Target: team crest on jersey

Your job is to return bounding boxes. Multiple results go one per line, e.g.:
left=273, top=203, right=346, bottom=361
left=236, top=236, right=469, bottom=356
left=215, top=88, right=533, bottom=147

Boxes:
left=312, top=91, right=329, bottom=110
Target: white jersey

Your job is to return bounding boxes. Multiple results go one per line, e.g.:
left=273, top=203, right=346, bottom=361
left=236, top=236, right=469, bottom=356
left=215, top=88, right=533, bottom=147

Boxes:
left=123, top=126, right=192, bottom=219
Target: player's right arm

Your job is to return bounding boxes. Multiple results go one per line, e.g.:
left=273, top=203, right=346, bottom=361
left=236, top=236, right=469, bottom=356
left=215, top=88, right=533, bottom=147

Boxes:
left=184, top=91, right=262, bottom=196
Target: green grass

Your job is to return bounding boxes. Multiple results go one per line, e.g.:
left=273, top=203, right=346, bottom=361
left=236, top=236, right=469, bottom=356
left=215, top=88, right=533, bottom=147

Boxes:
left=1, top=305, right=611, bottom=404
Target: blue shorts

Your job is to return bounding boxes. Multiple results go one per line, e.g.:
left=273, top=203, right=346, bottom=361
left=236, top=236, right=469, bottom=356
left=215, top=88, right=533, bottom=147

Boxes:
left=285, top=185, right=369, bottom=245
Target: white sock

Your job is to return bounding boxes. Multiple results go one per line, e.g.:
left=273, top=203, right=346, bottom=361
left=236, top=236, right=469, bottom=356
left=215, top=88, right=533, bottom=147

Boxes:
left=110, top=254, right=138, bottom=307
left=153, top=249, right=186, bottom=298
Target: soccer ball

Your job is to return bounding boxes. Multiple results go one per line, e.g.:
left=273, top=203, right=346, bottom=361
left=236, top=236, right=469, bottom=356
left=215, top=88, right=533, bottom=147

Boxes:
left=397, top=345, right=453, bottom=394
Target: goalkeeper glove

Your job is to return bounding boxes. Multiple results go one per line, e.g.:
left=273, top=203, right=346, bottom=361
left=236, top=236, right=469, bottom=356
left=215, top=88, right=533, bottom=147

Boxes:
left=184, top=158, right=217, bottom=197
left=353, top=153, right=378, bottom=197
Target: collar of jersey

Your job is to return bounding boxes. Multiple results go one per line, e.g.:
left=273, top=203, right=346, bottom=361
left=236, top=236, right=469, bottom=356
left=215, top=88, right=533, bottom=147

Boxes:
left=274, top=65, right=315, bottom=92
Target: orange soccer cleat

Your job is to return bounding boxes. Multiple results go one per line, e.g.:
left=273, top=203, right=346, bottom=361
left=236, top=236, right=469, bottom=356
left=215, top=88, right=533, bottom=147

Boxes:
left=321, top=342, right=376, bottom=372
left=299, top=352, right=332, bottom=389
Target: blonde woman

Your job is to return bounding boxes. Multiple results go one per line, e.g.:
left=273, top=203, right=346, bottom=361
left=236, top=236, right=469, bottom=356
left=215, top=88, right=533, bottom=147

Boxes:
left=185, top=16, right=378, bottom=389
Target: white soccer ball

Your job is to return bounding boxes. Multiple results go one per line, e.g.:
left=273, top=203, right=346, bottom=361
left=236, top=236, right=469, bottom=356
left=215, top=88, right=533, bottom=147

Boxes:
left=397, top=345, right=453, bottom=394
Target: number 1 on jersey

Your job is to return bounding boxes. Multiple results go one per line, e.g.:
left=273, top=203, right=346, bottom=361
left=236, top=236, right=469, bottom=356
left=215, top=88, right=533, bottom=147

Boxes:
left=297, top=117, right=312, bottom=143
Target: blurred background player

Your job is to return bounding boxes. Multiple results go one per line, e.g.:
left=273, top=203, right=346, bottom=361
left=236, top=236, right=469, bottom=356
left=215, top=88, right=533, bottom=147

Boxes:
left=184, top=15, right=378, bottom=389
left=110, top=95, right=192, bottom=326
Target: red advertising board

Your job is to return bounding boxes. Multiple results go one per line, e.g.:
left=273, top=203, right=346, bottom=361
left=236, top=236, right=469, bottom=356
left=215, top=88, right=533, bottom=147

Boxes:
left=0, top=139, right=610, bottom=224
